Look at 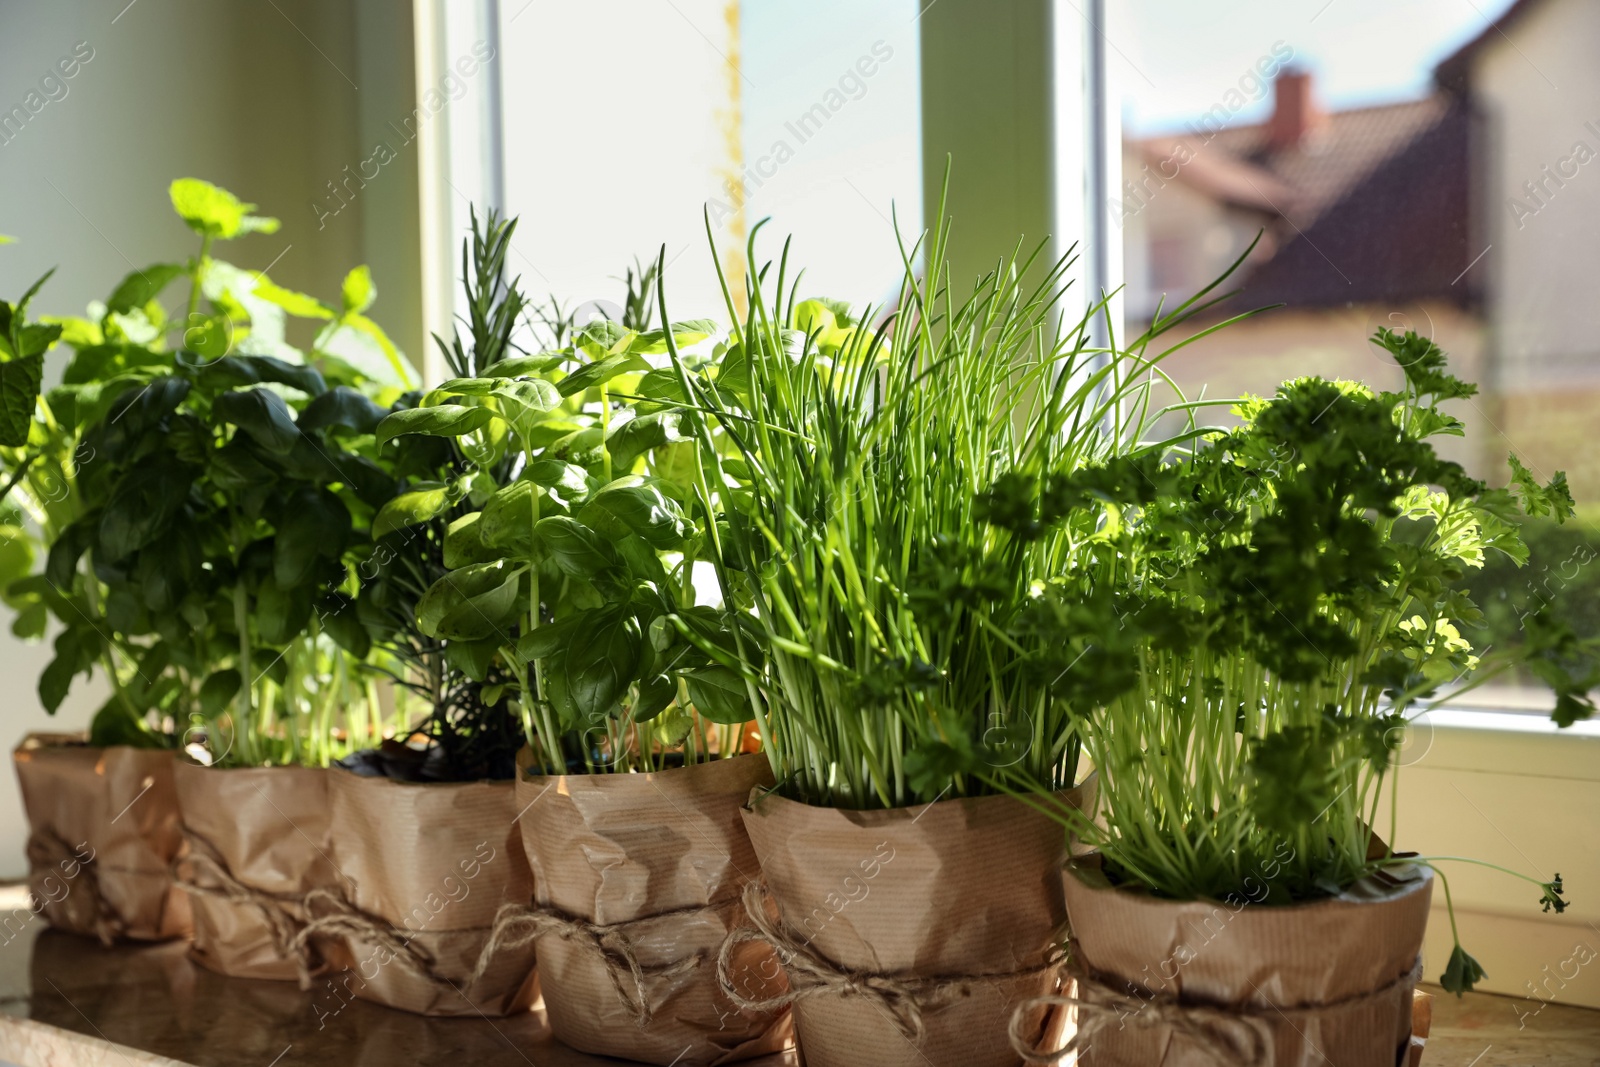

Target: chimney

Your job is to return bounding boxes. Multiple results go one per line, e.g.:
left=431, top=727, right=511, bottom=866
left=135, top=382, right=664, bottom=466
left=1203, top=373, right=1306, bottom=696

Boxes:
left=1267, top=69, right=1326, bottom=150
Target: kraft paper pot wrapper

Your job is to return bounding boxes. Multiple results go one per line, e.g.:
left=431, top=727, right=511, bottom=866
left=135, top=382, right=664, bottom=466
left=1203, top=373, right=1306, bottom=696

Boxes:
left=516, top=753, right=793, bottom=1066
left=316, top=768, right=538, bottom=1017
left=739, top=777, right=1095, bottom=1067
left=13, top=734, right=190, bottom=943
left=1055, top=854, right=1433, bottom=1067
left=173, top=761, right=337, bottom=982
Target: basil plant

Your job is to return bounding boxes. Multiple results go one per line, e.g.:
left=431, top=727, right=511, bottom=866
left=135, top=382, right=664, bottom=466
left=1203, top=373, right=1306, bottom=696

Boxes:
left=19, top=178, right=411, bottom=764
left=375, top=240, right=757, bottom=775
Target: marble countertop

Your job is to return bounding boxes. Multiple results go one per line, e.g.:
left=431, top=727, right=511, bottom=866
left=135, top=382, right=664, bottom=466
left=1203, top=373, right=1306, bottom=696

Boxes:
left=0, top=887, right=794, bottom=1067
left=1, top=886, right=1596, bottom=1066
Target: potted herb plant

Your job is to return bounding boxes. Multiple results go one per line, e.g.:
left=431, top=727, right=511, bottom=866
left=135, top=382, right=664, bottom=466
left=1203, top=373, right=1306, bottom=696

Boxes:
left=665, top=203, right=1231, bottom=1066
left=295, top=212, right=544, bottom=1019
left=996, top=332, right=1585, bottom=1066
left=13, top=179, right=412, bottom=980
left=377, top=219, right=788, bottom=1061
left=4, top=237, right=189, bottom=947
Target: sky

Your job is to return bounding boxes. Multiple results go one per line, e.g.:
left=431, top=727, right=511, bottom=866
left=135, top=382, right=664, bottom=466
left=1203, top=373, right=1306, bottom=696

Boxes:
left=1119, top=0, right=1521, bottom=133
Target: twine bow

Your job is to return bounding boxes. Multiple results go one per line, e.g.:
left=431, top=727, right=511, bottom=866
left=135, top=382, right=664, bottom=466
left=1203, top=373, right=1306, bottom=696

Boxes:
left=1008, top=943, right=1426, bottom=1067
left=26, top=827, right=125, bottom=946
left=471, top=900, right=708, bottom=1026
left=716, top=880, right=1061, bottom=1046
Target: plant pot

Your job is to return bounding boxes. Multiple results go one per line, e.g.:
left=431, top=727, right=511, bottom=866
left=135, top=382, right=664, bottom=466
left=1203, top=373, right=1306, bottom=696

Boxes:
left=508, top=753, right=792, bottom=1066
left=734, top=777, right=1095, bottom=1067
left=12, top=733, right=190, bottom=944
left=172, top=761, right=336, bottom=982
left=306, top=767, right=539, bottom=1016
left=1030, top=854, right=1433, bottom=1067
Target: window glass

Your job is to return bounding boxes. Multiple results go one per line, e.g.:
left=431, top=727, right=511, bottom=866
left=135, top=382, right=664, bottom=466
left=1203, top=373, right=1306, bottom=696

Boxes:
left=497, top=1, right=920, bottom=321
left=1120, top=0, right=1598, bottom=710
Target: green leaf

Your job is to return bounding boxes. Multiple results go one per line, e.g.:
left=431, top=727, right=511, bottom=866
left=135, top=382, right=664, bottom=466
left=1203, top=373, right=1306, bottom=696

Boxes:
left=373, top=486, right=452, bottom=539
left=479, top=480, right=541, bottom=553
left=516, top=616, right=577, bottom=663
left=558, top=352, right=649, bottom=397
left=341, top=266, right=376, bottom=315
left=297, top=386, right=387, bottom=434
left=606, top=412, right=674, bottom=474
left=376, top=403, right=494, bottom=446
left=1440, top=944, right=1487, bottom=996
left=9, top=595, right=47, bottom=642
left=0, top=354, right=43, bottom=448
left=133, top=528, right=202, bottom=614
left=106, top=264, right=186, bottom=315
left=196, top=354, right=326, bottom=396
left=99, top=464, right=194, bottom=561
left=566, top=609, right=642, bottom=719
left=486, top=354, right=564, bottom=378
left=213, top=387, right=302, bottom=454
left=253, top=277, right=333, bottom=320
left=256, top=579, right=313, bottom=645
left=579, top=478, right=691, bottom=548
left=632, top=673, right=679, bottom=722
left=526, top=457, right=591, bottom=498
left=274, top=489, right=350, bottom=588
left=685, top=665, right=753, bottom=725
left=633, top=318, right=719, bottom=354
left=1507, top=454, right=1576, bottom=523
left=89, top=700, right=155, bottom=748
left=444, top=512, right=503, bottom=568
left=445, top=636, right=501, bottom=681
left=318, top=594, right=371, bottom=659
left=574, top=319, right=631, bottom=356
left=536, top=516, right=620, bottom=577
left=493, top=378, right=563, bottom=417
left=45, top=521, right=94, bottom=590
left=199, top=669, right=242, bottom=718
left=415, top=560, right=523, bottom=641
left=169, top=178, right=280, bottom=239
left=39, top=627, right=99, bottom=714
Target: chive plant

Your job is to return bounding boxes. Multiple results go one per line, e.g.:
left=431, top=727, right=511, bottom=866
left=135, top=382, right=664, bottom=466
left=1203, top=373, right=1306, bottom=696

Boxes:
left=657, top=189, right=1262, bottom=810
left=998, top=330, right=1587, bottom=992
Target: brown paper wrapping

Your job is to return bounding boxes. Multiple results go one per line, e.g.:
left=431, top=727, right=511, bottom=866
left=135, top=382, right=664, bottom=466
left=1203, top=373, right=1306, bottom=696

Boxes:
left=172, top=761, right=336, bottom=981
left=518, top=754, right=793, bottom=1066
left=13, top=733, right=190, bottom=943
left=315, top=768, right=539, bottom=1016
left=1057, top=855, right=1433, bottom=1066
left=740, top=779, right=1094, bottom=1067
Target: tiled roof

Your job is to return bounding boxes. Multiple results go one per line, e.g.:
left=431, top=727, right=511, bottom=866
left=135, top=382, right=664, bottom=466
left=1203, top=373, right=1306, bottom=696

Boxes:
left=1137, top=95, right=1480, bottom=311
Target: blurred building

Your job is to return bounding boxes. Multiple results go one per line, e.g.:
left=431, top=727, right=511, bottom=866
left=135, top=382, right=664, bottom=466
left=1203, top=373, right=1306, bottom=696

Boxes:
left=1121, top=0, right=1598, bottom=499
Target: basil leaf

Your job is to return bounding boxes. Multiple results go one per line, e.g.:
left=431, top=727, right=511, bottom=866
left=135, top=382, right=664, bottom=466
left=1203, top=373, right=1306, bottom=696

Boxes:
left=214, top=387, right=301, bottom=454
left=376, top=403, right=494, bottom=446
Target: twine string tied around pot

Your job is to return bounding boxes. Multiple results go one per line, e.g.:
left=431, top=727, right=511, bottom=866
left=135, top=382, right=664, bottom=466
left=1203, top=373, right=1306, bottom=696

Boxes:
left=170, top=828, right=321, bottom=984
left=26, top=826, right=126, bottom=946
left=471, top=899, right=709, bottom=1026
left=287, top=886, right=463, bottom=997
left=1008, top=942, right=1427, bottom=1067
left=717, top=879, right=1061, bottom=1045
